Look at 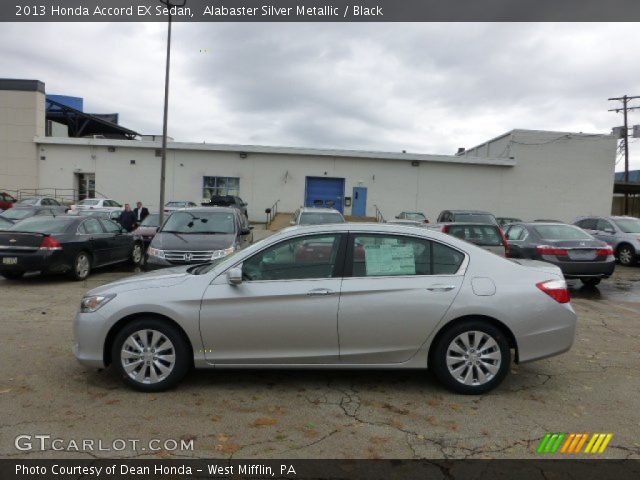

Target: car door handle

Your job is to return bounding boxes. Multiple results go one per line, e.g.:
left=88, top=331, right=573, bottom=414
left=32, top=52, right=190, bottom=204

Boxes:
left=306, top=288, right=335, bottom=296
left=427, top=285, right=457, bottom=292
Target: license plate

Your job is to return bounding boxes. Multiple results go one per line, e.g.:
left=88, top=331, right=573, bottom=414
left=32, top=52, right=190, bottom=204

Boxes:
left=2, top=257, right=18, bottom=265
left=568, top=250, right=596, bottom=260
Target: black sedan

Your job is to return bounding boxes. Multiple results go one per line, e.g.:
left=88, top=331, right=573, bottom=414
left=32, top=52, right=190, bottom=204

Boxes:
left=505, top=222, right=615, bottom=286
left=0, top=215, right=143, bottom=281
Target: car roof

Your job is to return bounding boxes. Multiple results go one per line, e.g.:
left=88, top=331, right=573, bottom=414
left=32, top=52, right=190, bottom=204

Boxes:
left=177, top=206, right=238, bottom=213
left=299, top=207, right=342, bottom=214
left=521, top=222, right=571, bottom=227
left=445, top=210, right=494, bottom=214
left=433, top=222, right=500, bottom=227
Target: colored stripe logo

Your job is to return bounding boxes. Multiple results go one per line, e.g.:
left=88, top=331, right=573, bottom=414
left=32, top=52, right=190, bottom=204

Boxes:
left=537, top=433, right=613, bottom=454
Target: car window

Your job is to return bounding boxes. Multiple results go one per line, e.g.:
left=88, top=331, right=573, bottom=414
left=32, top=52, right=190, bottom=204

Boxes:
left=299, top=212, right=345, bottom=225
left=162, top=211, right=236, bottom=234
left=596, top=219, right=614, bottom=231
left=101, top=219, right=122, bottom=233
left=1, top=208, right=33, bottom=220
left=242, top=234, right=343, bottom=281
left=575, top=218, right=596, bottom=229
left=34, top=209, right=54, bottom=216
left=81, top=218, right=104, bottom=234
left=453, top=213, right=497, bottom=224
left=533, top=224, right=592, bottom=240
left=79, top=199, right=99, bottom=206
left=613, top=218, right=640, bottom=233
left=506, top=225, right=527, bottom=241
left=9, top=216, right=75, bottom=233
left=447, top=225, right=504, bottom=246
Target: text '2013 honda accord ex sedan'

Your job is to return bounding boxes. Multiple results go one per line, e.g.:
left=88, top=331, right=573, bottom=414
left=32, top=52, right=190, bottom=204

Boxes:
left=74, top=223, right=577, bottom=394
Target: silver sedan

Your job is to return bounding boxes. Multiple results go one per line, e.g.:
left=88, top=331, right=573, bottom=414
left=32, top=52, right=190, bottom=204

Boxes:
left=74, top=223, right=577, bottom=394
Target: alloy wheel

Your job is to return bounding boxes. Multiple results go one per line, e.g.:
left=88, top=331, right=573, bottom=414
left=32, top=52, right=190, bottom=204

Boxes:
left=446, top=330, right=502, bottom=386
left=120, top=329, right=176, bottom=385
left=618, top=247, right=633, bottom=265
left=75, top=254, right=90, bottom=279
left=132, top=244, right=143, bottom=264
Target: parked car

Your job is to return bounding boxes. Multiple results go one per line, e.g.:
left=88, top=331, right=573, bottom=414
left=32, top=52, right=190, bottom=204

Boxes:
left=70, top=198, right=122, bottom=212
left=573, top=215, right=640, bottom=266
left=496, top=217, right=522, bottom=228
left=0, top=192, right=17, bottom=210
left=0, top=216, right=13, bottom=230
left=504, top=222, right=615, bottom=286
left=74, top=223, right=576, bottom=394
left=145, top=207, right=253, bottom=269
left=534, top=219, right=563, bottom=223
left=204, top=195, right=248, bottom=218
left=15, top=197, right=65, bottom=208
left=395, top=211, right=429, bottom=224
left=430, top=223, right=508, bottom=257
left=133, top=213, right=163, bottom=248
left=75, top=209, right=122, bottom=221
left=0, top=215, right=142, bottom=280
left=437, top=210, right=498, bottom=225
left=164, top=201, right=198, bottom=214
left=0, top=206, right=66, bottom=224
left=290, top=207, right=346, bottom=226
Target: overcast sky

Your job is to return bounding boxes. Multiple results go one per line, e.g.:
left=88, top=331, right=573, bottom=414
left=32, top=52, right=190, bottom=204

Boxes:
left=2, top=22, right=639, bottom=170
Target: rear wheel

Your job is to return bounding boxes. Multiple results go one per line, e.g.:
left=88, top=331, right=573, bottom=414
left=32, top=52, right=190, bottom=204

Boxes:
left=431, top=320, right=510, bottom=395
left=617, top=245, right=636, bottom=266
left=581, top=278, right=601, bottom=287
left=111, top=318, right=190, bottom=392
left=70, top=251, right=91, bottom=280
left=130, top=242, right=143, bottom=265
left=1, top=271, right=24, bottom=280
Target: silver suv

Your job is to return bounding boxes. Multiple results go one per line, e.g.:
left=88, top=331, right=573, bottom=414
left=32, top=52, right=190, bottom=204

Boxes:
left=573, top=216, right=640, bottom=266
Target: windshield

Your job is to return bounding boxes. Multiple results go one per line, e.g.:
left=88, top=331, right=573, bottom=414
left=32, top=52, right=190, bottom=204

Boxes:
left=16, top=198, right=39, bottom=205
left=299, top=212, right=345, bottom=225
left=79, top=199, right=100, bottom=206
left=534, top=224, right=593, bottom=240
left=613, top=218, right=640, bottom=233
left=447, top=225, right=504, bottom=246
left=454, top=213, right=497, bottom=225
left=404, top=213, right=426, bottom=221
left=141, top=214, right=160, bottom=226
left=161, top=211, right=236, bottom=234
left=9, top=216, right=75, bottom=233
left=1, top=208, right=33, bottom=220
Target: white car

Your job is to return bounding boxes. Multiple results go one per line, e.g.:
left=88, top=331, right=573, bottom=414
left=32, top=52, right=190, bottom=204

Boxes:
left=164, top=201, right=198, bottom=213
left=70, top=198, right=123, bottom=212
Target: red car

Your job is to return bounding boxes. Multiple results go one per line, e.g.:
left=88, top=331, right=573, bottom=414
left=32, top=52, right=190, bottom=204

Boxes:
left=0, top=192, right=17, bottom=211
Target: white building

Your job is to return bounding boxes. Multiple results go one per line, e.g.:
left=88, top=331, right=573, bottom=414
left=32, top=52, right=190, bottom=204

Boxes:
left=1, top=79, right=617, bottom=222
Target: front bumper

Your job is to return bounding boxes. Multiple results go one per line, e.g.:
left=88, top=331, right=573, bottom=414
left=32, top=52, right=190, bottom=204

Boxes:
left=73, top=310, right=108, bottom=368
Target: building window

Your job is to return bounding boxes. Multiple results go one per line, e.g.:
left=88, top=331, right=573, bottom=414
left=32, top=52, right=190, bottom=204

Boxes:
left=203, top=176, right=240, bottom=199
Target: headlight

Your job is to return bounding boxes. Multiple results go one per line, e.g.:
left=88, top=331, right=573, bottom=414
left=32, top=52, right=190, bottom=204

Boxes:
left=211, top=246, right=235, bottom=260
left=80, top=294, right=116, bottom=313
left=147, top=247, right=165, bottom=258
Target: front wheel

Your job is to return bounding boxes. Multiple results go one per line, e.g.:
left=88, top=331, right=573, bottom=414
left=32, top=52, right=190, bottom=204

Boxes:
left=617, top=245, right=636, bottom=266
left=431, top=320, right=511, bottom=395
left=111, top=318, right=190, bottom=392
left=130, top=242, right=143, bottom=265
left=581, top=278, right=601, bottom=287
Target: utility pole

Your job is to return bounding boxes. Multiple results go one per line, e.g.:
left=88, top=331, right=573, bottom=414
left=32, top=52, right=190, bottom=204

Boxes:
left=608, top=95, right=640, bottom=215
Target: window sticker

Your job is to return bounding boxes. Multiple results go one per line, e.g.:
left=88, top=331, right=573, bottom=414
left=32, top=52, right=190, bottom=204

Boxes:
left=364, top=244, right=416, bottom=276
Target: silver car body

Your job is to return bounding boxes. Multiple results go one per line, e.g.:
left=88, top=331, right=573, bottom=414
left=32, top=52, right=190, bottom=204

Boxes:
left=573, top=215, right=640, bottom=264
left=74, top=224, right=576, bottom=375
left=291, top=207, right=345, bottom=226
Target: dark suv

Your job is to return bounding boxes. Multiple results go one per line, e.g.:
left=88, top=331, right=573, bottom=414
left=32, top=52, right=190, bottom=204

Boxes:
left=145, top=207, right=253, bottom=270
left=203, top=195, right=248, bottom=218
left=436, top=210, right=498, bottom=225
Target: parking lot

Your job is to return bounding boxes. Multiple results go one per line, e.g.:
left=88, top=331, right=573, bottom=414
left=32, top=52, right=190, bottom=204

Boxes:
left=0, top=229, right=639, bottom=459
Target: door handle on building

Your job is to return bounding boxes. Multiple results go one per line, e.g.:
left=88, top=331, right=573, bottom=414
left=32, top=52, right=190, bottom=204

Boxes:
left=306, top=288, right=335, bottom=296
left=427, top=285, right=457, bottom=292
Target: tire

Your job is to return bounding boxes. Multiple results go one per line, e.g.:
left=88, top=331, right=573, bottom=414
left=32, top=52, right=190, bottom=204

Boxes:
left=1, top=271, right=24, bottom=280
left=70, top=251, right=91, bottom=281
left=617, top=245, right=636, bottom=266
left=111, top=318, right=190, bottom=392
left=581, top=278, right=601, bottom=287
left=431, top=320, right=511, bottom=395
left=130, top=242, right=143, bottom=266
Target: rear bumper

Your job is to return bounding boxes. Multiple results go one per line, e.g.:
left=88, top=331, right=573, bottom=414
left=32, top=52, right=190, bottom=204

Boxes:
left=517, top=304, right=577, bottom=363
left=0, top=250, right=70, bottom=274
left=541, top=258, right=616, bottom=279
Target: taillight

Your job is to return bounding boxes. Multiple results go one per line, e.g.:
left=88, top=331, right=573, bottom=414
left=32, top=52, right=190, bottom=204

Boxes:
left=536, top=279, right=570, bottom=304
left=536, top=245, right=568, bottom=256
left=40, top=236, right=62, bottom=251
left=596, top=246, right=614, bottom=257
left=441, top=225, right=449, bottom=233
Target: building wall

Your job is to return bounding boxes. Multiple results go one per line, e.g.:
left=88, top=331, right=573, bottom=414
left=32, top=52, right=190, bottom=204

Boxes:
left=0, top=89, right=45, bottom=191
left=35, top=130, right=616, bottom=223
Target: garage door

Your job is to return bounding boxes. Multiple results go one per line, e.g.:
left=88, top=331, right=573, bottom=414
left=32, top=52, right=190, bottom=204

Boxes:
left=305, top=177, right=345, bottom=213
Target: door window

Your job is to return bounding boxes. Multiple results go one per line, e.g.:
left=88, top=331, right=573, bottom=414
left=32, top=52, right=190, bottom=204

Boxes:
left=596, top=219, right=614, bottom=232
left=242, top=234, right=343, bottom=281
left=577, top=218, right=597, bottom=230
left=81, top=218, right=104, bottom=235
left=350, top=234, right=464, bottom=277
left=101, top=219, right=122, bottom=233
left=506, top=225, right=527, bottom=241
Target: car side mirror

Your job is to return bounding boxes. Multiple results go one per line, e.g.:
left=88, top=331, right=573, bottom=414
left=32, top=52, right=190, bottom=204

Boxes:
left=227, top=267, right=242, bottom=285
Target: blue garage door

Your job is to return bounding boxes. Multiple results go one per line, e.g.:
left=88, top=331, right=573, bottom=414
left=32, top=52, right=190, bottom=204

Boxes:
left=305, top=177, right=345, bottom=213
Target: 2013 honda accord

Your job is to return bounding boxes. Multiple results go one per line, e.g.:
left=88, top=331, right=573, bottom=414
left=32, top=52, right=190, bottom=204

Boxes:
left=74, top=223, right=577, bottom=394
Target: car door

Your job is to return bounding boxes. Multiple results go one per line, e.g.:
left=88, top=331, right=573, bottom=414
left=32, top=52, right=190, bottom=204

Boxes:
left=594, top=219, right=617, bottom=246
left=337, top=233, right=466, bottom=364
left=199, top=232, right=347, bottom=364
left=99, top=219, right=132, bottom=262
left=78, top=218, right=111, bottom=266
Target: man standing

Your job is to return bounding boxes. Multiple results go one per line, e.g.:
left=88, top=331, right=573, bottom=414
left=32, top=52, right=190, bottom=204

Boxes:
left=133, top=201, right=149, bottom=227
left=119, top=203, right=137, bottom=232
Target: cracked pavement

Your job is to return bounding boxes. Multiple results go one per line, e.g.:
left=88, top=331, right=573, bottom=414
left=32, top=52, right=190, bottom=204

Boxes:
left=1, top=262, right=639, bottom=460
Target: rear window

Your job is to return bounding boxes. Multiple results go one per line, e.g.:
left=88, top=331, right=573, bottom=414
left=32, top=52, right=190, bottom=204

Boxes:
left=79, top=199, right=100, bottom=206
left=447, top=225, right=504, bottom=246
left=533, top=224, right=592, bottom=240
left=9, top=216, right=75, bottom=233
left=404, top=213, right=426, bottom=221
left=16, top=198, right=38, bottom=205
left=453, top=213, right=497, bottom=225
left=299, top=212, right=345, bottom=225
left=1, top=209, right=33, bottom=220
